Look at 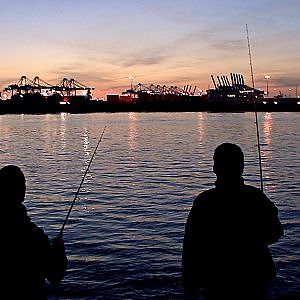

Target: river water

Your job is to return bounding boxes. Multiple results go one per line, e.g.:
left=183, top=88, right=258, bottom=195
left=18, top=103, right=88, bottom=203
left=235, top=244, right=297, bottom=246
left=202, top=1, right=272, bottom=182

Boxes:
left=0, top=112, right=299, bottom=299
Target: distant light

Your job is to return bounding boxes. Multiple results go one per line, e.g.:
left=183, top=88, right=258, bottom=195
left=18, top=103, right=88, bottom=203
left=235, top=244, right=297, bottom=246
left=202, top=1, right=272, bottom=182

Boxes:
left=263, top=101, right=267, bottom=104
left=264, top=75, right=270, bottom=79
left=59, top=101, right=70, bottom=105
left=297, top=101, right=300, bottom=105
left=1, top=93, right=8, bottom=100
left=274, top=101, right=278, bottom=105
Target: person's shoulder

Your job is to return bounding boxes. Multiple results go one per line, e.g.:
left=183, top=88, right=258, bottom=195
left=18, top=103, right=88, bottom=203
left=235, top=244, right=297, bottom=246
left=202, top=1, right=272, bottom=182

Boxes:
left=193, top=188, right=216, bottom=207
left=242, top=184, right=269, bottom=199
left=242, top=184, right=262, bottom=194
left=27, top=221, right=50, bottom=245
left=242, top=184, right=274, bottom=206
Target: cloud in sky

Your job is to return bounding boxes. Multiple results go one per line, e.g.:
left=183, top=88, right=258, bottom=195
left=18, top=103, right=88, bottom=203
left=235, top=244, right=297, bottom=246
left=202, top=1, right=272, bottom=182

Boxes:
left=270, top=75, right=300, bottom=88
left=118, top=51, right=168, bottom=68
left=212, top=39, right=245, bottom=52
left=0, top=77, right=19, bottom=87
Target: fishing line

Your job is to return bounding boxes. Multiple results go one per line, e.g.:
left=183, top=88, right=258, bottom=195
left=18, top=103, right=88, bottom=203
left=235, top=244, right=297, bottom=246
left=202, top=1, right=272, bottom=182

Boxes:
left=246, top=24, right=264, bottom=191
left=60, top=126, right=107, bottom=234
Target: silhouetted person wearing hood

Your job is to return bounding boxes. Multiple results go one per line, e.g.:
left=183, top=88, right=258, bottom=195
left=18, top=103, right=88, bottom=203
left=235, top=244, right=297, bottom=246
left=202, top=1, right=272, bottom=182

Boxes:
left=0, top=165, right=68, bottom=300
left=182, top=143, right=283, bottom=300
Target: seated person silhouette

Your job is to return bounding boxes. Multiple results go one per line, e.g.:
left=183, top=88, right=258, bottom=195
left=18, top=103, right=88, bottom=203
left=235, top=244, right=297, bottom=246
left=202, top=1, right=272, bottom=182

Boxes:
left=182, top=143, right=283, bottom=300
left=0, top=165, right=68, bottom=300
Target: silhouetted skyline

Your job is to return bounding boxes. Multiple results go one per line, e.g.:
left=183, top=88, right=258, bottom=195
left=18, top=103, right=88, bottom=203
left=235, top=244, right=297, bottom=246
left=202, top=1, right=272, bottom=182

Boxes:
left=1, top=0, right=299, bottom=98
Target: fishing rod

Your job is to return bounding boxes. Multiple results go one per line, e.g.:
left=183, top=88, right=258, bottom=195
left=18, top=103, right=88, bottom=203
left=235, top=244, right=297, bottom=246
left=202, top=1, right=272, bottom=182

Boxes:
left=60, top=126, right=107, bottom=234
left=246, top=24, right=264, bottom=191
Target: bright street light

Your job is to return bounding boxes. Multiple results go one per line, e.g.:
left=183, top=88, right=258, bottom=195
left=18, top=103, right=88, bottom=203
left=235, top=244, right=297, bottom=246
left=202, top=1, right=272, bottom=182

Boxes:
left=264, top=75, right=270, bottom=97
left=129, top=76, right=135, bottom=90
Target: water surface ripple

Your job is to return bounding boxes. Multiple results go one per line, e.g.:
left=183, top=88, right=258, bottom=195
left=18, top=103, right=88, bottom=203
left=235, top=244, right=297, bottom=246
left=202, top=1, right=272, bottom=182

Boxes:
left=0, top=112, right=299, bottom=299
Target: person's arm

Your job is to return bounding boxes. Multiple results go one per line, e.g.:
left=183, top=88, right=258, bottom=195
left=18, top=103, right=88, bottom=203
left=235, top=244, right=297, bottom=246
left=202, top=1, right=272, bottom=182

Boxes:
left=46, top=233, right=68, bottom=285
left=182, top=206, right=202, bottom=296
left=260, top=192, right=284, bottom=245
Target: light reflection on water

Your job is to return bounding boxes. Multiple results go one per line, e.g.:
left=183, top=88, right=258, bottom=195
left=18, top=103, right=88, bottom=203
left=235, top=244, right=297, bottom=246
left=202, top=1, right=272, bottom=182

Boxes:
left=0, top=112, right=299, bottom=299
left=128, top=112, right=137, bottom=152
left=197, top=112, right=206, bottom=146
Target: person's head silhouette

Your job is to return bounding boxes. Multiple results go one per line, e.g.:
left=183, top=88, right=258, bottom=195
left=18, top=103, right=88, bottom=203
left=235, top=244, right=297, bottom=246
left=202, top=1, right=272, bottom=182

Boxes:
left=213, top=143, right=244, bottom=181
left=0, top=165, right=26, bottom=205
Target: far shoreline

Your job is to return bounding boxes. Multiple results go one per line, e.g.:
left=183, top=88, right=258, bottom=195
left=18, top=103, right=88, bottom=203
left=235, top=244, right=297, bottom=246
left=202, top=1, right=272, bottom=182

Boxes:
left=1, top=98, right=299, bottom=115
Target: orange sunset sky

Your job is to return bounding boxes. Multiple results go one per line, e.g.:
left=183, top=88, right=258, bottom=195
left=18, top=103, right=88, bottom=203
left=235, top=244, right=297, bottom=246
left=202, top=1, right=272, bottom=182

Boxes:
left=0, top=0, right=299, bottom=98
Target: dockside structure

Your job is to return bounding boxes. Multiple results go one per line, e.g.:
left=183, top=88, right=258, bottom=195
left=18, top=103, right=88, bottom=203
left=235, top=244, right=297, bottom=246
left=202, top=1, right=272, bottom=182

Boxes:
left=208, top=73, right=264, bottom=103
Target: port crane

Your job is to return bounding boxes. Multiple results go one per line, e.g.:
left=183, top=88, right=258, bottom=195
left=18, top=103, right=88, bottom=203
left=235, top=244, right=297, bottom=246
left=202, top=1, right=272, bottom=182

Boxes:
left=208, top=73, right=264, bottom=102
left=128, top=83, right=198, bottom=96
left=4, top=76, right=94, bottom=97
left=55, top=78, right=93, bottom=96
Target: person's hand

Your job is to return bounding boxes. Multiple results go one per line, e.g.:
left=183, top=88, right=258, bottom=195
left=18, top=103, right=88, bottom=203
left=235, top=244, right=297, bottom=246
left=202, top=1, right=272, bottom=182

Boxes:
left=52, top=233, right=64, bottom=246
